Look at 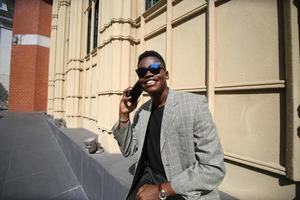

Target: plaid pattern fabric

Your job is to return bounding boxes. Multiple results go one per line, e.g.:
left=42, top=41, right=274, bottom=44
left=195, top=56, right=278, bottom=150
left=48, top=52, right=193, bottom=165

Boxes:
left=112, top=88, right=225, bottom=200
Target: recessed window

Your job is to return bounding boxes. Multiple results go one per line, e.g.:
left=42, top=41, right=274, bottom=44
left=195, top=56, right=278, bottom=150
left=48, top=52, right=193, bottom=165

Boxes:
left=86, top=0, right=92, bottom=54
left=0, top=0, right=8, bottom=11
left=145, top=0, right=160, bottom=10
left=93, top=0, right=99, bottom=49
left=86, top=0, right=100, bottom=55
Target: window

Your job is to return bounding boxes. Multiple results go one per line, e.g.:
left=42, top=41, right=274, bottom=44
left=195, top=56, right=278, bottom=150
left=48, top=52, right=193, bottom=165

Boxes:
left=86, top=0, right=100, bottom=54
left=145, top=0, right=160, bottom=10
left=93, top=0, right=99, bottom=49
left=86, top=0, right=92, bottom=54
left=0, top=0, right=8, bottom=11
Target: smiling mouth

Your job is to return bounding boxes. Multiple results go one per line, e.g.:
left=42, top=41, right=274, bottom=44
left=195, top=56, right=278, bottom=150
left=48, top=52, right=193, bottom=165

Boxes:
left=144, top=79, right=157, bottom=87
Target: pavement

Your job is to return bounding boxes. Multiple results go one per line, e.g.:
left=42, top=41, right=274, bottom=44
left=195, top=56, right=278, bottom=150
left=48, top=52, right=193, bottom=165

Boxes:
left=0, top=112, right=237, bottom=200
left=0, top=112, right=88, bottom=200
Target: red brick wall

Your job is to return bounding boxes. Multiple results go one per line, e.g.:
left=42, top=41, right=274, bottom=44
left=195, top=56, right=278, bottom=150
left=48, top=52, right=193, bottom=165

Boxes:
left=9, top=0, right=52, bottom=112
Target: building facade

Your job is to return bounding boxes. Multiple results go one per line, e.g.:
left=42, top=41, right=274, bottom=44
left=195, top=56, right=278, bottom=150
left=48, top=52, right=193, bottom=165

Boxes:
left=0, top=0, right=14, bottom=92
left=47, top=0, right=300, bottom=199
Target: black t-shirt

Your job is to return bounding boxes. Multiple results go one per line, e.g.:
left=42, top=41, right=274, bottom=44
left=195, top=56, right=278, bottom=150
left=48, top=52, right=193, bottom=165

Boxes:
left=143, top=105, right=167, bottom=179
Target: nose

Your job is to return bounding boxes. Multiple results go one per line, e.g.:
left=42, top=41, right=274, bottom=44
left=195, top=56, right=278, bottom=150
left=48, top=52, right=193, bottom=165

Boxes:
left=143, top=69, right=155, bottom=78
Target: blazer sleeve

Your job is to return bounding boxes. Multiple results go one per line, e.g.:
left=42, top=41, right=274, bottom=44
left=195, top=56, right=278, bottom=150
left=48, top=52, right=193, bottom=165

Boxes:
left=170, top=96, right=225, bottom=195
left=112, top=113, right=138, bottom=157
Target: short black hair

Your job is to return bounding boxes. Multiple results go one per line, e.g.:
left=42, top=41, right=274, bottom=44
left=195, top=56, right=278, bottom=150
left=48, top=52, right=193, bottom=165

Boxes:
left=138, top=50, right=166, bottom=68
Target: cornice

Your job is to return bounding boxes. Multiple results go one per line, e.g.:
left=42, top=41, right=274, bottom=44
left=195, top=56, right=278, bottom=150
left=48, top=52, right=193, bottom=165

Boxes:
left=67, top=58, right=84, bottom=64
left=59, top=0, right=70, bottom=7
left=98, top=35, right=139, bottom=49
left=100, top=18, right=138, bottom=34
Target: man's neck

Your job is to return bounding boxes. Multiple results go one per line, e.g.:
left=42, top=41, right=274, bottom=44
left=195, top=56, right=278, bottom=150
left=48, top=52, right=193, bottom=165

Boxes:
left=150, top=87, right=169, bottom=108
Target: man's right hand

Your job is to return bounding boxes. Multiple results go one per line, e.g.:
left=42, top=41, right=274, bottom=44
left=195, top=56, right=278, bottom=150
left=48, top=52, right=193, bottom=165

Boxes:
left=119, top=87, right=139, bottom=125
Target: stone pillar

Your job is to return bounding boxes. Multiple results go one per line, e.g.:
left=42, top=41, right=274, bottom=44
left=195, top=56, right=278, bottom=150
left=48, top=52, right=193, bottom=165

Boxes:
left=53, top=0, right=70, bottom=118
left=47, top=0, right=58, bottom=116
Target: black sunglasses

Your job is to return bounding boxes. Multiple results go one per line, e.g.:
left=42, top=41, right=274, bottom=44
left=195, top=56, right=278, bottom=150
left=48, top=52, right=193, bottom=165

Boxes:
left=135, top=63, right=163, bottom=78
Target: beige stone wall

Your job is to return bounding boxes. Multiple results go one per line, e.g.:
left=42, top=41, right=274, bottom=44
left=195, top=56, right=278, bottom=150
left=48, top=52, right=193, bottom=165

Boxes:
left=48, top=0, right=300, bottom=199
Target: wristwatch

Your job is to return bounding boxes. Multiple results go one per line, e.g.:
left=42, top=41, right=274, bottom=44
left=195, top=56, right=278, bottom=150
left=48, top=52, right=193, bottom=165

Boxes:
left=158, top=184, right=168, bottom=200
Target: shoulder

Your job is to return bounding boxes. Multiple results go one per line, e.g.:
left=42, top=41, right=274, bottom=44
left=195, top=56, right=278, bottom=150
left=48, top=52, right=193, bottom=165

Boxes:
left=172, top=90, right=207, bottom=105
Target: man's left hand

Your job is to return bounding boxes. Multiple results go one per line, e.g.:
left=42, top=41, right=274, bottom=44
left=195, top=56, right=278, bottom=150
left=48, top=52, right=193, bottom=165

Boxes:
left=135, top=184, right=159, bottom=200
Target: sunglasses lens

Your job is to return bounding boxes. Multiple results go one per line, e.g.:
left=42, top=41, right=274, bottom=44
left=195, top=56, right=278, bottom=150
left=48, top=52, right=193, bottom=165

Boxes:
left=136, top=68, right=147, bottom=78
left=149, top=63, right=161, bottom=74
left=149, top=63, right=160, bottom=69
left=135, top=63, right=162, bottom=78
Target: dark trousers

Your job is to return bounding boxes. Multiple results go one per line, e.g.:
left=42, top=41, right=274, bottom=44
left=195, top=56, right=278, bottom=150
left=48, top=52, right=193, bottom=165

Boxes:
left=127, top=165, right=184, bottom=200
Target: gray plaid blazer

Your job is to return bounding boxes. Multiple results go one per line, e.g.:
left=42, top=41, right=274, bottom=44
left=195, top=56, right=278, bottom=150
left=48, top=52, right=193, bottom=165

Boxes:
left=112, top=88, right=225, bottom=200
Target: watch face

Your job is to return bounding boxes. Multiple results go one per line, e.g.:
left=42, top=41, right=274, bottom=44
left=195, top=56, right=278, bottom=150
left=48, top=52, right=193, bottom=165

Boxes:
left=159, top=190, right=167, bottom=200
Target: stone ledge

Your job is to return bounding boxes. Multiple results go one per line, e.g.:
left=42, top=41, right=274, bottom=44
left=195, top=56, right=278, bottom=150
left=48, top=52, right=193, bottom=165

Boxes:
left=46, top=119, right=237, bottom=200
left=46, top=120, right=134, bottom=200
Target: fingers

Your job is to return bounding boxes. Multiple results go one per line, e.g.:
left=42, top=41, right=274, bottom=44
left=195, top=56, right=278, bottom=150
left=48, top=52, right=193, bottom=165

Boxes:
left=135, top=186, right=144, bottom=200
left=122, top=87, right=132, bottom=97
left=137, top=186, right=144, bottom=195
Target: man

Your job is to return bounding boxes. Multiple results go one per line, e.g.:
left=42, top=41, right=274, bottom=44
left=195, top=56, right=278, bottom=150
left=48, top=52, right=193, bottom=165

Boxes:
left=112, top=50, right=225, bottom=200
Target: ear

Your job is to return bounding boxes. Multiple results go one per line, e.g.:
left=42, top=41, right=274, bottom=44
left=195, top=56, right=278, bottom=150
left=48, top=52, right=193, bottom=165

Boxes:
left=165, top=70, right=169, bottom=80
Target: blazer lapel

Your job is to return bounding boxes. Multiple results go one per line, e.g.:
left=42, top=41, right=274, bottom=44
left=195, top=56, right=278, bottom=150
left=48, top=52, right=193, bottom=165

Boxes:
left=138, top=108, right=151, bottom=149
left=160, top=89, right=178, bottom=152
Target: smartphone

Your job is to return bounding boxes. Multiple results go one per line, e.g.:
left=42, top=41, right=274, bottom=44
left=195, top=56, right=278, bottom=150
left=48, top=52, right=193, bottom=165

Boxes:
left=127, top=81, right=143, bottom=103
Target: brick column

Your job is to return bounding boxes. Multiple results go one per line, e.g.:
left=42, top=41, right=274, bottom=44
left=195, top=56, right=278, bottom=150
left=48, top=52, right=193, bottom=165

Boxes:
left=9, top=0, right=52, bottom=112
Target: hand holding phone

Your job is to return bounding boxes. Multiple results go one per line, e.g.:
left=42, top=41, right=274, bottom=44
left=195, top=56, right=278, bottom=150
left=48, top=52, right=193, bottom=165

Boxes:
left=127, top=81, right=143, bottom=103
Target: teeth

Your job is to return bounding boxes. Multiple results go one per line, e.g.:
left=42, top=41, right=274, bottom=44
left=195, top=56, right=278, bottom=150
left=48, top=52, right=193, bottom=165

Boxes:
left=145, top=80, right=155, bottom=86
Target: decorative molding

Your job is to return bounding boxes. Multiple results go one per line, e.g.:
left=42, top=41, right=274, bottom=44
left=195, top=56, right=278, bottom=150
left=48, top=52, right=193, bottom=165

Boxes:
left=174, top=87, right=207, bottom=93
left=97, top=90, right=123, bottom=96
left=54, top=79, right=65, bottom=82
left=225, top=152, right=286, bottom=176
left=65, top=115, right=81, bottom=118
left=84, top=53, right=91, bottom=61
left=67, top=58, right=84, bottom=64
left=171, top=3, right=207, bottom=27
left=54, top=74, right=65, bottom=78
left=82, top=116, right=97, bottom=122
left=54, top=110, right=65, bottom=113
left=134, top=17, right=141, bottom=27
left=66, top=96, right=83, bottom=99
left=65, top=68, right=83, bottom=74
left=144, top=25, right=166, bottom=41
left=51, top=25, right=58, bottom=30
left=91, top=48, right=97, bottom=57
left=172, top=0, right=183, bottom=6
left=100, top=18, right=138, bottom=33
left=97, top=125, right=112, bottom=134
left=53, top=97, right=64, bottom=100
left=98, top=35, right=139, bottom=49
left=59, top=0, right=70, bottom=7
left=52, top=14, right=58, bottom=18
left=215, top=0, right=231, bottom=7
left=215, top=80, right=285, bottom=91
left=143, top=0, right=167, bottom=21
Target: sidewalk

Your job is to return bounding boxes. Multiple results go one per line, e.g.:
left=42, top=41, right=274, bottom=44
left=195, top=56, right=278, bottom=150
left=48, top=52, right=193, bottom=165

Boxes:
left=0, top=112, right=237, bottom=200
left=0, top=112, right=88, bottom=200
